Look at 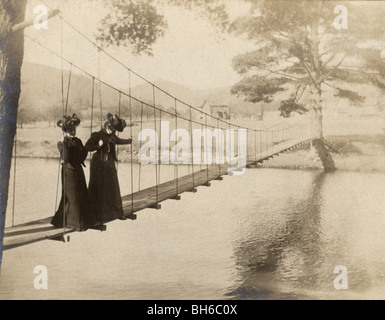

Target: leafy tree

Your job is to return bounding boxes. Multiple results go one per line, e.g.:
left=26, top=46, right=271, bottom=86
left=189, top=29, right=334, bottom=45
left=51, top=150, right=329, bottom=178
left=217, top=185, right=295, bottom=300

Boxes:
left=95, top=0, right=228, bottom=55
left=96, top=0, right=385, bottom=170
left=17, top=94, right=40, bottom=128
left=228, top=0, right=385, bottom=170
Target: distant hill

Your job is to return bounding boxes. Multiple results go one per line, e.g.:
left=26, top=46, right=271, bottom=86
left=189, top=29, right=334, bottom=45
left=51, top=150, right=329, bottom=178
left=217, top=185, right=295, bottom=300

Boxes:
left=19, top=62, right=269, bottom=122
left=19, top=61, right=384, bottom=125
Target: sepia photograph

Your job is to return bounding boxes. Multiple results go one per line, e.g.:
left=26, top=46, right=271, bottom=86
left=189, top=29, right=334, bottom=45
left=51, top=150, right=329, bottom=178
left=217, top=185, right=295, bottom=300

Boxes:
left=0, top=0, right=385, bottom=303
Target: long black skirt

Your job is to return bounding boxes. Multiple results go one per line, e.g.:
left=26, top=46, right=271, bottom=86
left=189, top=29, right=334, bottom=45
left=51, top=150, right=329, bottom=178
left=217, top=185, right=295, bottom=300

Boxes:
left=88, top=152, right=125, bottom=224
left=51, top=163, right=94, bottom=231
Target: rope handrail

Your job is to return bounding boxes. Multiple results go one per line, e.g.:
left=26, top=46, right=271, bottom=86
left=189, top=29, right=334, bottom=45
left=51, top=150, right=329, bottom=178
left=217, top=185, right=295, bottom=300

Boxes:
left=26, top=34, right=304, bottom=134
left=36, top=1, right=302, bottom=133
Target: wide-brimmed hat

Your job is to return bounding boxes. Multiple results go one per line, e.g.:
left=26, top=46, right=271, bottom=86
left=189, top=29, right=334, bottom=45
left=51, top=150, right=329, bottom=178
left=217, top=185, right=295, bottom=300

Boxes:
left=57, top=114, right=81, bottom=131
left=103, top=113, right=127, bottom=132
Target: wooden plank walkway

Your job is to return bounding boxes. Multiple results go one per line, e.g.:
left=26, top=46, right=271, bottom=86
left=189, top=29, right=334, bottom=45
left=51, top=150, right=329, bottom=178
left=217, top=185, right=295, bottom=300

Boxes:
left=2, top=137, right=315, bottom=251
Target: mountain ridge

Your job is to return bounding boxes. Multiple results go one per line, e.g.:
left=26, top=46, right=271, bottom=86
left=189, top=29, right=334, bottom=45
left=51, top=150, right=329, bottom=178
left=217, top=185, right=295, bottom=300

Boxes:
left=19, top=61, right=268, bottom=122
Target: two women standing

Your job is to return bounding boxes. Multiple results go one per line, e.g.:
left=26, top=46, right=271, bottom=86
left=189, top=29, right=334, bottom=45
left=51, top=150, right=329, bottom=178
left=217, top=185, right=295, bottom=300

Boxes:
left=51, top=113, right=132, bottom=231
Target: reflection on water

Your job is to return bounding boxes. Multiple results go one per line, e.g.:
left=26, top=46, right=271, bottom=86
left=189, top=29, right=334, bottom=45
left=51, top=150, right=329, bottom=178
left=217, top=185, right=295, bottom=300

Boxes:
left=227, top=173, right=326, bottom=299
left=227, top=171, right=385, bottom=300
left=1, top=159, right=385, bottom=300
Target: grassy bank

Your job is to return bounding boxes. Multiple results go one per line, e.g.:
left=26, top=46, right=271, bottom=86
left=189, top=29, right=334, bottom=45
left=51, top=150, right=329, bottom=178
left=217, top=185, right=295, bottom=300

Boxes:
left=260, top=134, right=385, bottom=173
left=12, top=117, right=385, bottom=173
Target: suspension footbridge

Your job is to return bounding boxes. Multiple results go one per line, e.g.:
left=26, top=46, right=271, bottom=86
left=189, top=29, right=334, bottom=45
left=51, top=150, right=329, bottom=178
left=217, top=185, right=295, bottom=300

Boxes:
left=3, top=8, right=317, bottom=251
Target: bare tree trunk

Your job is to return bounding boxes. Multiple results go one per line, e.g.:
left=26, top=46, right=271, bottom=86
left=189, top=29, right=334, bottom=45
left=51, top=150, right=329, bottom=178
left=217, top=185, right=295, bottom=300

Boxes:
left=309, top=87, right=336, bottom=172
left=0, top=0, right=28, bottom=268
left=310, top=18, right=336, bottom=172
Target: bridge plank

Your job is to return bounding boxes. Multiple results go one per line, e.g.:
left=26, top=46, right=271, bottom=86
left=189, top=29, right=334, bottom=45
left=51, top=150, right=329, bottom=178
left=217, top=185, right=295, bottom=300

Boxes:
left=2, top=138, right=314, bottom=250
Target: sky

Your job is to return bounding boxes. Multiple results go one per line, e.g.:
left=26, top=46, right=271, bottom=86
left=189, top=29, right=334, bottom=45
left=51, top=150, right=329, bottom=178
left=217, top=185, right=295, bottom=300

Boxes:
left=23, top=0, right=256, bottom=90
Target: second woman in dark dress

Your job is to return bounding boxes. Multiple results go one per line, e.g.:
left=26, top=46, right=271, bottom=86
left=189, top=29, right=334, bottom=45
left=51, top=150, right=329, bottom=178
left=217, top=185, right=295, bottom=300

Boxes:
left=85, top=113, right=132, bottom=224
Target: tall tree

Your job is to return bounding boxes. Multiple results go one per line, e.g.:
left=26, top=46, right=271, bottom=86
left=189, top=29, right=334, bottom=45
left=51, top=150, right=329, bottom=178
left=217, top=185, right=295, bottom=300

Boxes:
left=0, top=0, right=28, bottom=266
left=229, top=0, right=385, bottom=171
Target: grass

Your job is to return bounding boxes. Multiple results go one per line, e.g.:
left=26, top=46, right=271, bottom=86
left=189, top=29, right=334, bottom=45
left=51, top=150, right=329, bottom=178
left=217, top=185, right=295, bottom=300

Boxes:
left=12, top=115, right=385, bottom=173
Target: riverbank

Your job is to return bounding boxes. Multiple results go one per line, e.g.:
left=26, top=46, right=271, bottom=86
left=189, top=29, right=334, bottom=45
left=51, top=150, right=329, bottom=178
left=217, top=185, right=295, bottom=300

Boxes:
left=260, top=134, right=385, bottom=173
left=11, top=118, right=385, bottom=173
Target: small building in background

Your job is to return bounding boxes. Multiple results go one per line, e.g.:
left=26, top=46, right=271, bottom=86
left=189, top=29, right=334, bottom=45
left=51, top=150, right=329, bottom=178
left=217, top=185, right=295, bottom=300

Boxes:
left=210, top=105, right=231, bottom=120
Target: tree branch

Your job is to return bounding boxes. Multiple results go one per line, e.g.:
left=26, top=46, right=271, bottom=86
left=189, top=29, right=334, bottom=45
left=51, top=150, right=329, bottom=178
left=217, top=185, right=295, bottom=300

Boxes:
left=300, top=60, right=319, bottom=89
left=255, top=63, right=304, bottom=81
left=297, top=83, right=308, bottom=103
left=320, top=53, right=337, bottom=69
left=11, top=9, right=60, bottom=33
left=318, top=56, right=346, bottom=84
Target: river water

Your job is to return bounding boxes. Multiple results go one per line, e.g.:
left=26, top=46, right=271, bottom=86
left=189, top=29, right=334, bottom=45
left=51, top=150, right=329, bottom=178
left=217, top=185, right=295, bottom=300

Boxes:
left=1, top=159, right=385, bottom=300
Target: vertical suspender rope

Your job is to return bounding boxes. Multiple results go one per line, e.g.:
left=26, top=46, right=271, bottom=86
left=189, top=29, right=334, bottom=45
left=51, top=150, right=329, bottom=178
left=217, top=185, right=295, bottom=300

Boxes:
left=153, top=88, right=159, bottom=206
left=62, top=63, right=72, bottom=235
left=270, top=130, right=273, bottom=154
left=116, top=91, right=121, bottom=171
left=97, top=49, right=103, bottom=130
left=265, top=130, right=268, bottom=157
left=259, top=130, right=262, bottom=161
left=200, top=122, right=203, bottom=171
left=138, top=102, right=144, bottom=191
left=189, top=107, right=195, bottom=190
left=11, top=130, right=17, bottom=227
left=54, top=16, right=64, bottom=220
left=60, top=17, right=65, bottom=115
left=90, top=77, right=95, bottom=162
left=217, top=118, right=221, bottom=178
left=234, top=126, right=238, bottom=161
left=228, top=122, right=231, bottom=170
left=128, top=71, right=134, bottom=214
left=254, top=130, right=257, bottom=164
left=97, top=48, right=104, bottom=226
left=174, top=99, right=179, bottom=195
left=205, top=114, right=209, bottom=184
left=64, top=64, right=73, bottom=115
left=55, top=16, right=65, bottom=229
left=159, top=109, right=162, bottom=187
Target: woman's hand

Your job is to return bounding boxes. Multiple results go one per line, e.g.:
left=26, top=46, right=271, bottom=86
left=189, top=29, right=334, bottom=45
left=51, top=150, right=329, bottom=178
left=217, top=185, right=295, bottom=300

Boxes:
left=98, top=140, right=104, bottom=148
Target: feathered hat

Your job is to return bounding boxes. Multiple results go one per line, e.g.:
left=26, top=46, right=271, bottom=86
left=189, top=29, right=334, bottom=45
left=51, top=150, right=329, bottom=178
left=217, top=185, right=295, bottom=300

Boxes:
left=57, top=114, right=81, bottom=131
left=103, top=113, right=127, bottom=132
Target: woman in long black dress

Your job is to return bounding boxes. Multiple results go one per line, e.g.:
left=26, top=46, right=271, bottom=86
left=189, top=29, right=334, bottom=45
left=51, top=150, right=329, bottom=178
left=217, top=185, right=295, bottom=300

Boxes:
left=85, top=113, right=132, bottom=224
left=51, top=114, right=94, bottom=231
